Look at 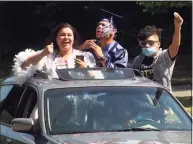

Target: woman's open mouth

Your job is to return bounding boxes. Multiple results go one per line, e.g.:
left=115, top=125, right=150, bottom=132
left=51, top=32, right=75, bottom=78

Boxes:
left=62, top=41, right=70, bottom=45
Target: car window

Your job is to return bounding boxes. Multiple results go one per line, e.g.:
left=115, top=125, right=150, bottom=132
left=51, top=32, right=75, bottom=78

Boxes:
left=0, top=85, right=14, bottom=102
left=153, top=90, right=190, bottom=127
left=15, top=86, right=37, bottom=119
left=44, top=87, right=191, bottom=134
left=0, top=85, right=26, bottom=126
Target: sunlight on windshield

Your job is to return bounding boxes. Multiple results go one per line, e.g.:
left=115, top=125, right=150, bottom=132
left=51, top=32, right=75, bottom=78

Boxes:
left=45, top=87, right=191, bottom=134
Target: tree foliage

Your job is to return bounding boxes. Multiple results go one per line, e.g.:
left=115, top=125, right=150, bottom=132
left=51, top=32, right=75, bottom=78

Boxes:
left=136, top=1, right=192, bottom=15
left=33, top=2, right=92, bottom=27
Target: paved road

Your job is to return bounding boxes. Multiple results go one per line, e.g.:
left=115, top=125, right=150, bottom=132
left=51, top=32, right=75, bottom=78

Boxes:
left=172, top=85, right=192, bottom=98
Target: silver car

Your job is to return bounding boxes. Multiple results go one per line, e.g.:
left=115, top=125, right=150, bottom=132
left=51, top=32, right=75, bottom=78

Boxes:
left=0, top=68, right=192, bottom=144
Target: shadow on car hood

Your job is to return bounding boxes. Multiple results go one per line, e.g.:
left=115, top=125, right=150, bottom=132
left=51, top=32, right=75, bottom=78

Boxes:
left=51, top=131, right=191, bottom=144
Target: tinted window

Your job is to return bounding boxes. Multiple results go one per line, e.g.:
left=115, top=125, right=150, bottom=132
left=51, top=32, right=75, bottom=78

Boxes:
left=0, top=85, right=13, bottom=102
left=44, top=87, right=191, bottom=134
left=0, top=85, right=26, bottom=126
left=16, top=87, right=37, bottom=118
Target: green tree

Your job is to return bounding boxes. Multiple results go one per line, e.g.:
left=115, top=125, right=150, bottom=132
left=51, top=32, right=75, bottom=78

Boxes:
left=136, top=1, right=192, bottom=15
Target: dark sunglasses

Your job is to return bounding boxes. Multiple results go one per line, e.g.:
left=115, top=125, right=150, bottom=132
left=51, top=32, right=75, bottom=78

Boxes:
left=139, top=40, right=159, bottom=47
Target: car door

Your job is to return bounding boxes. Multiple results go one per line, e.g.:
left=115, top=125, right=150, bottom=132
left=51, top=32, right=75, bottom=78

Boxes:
left=0, top=84, right=26, bottom=144
left=0, top=84, right=13, bottom=144
left=5, top=86, right=38, bottom=144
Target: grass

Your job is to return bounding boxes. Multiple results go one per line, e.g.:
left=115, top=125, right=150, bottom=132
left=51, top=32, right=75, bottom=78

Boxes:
left=172, top=78, right=192, bottom=86
left=172, top=54, right=192, bottom=85
left=177, top=96, right=192, bottom=116
left=185, top=106, right=192, bottom=116
left=171, top=53, right=192, bottom=115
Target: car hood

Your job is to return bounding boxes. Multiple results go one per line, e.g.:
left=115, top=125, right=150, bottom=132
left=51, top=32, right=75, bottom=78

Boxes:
left=51, top=131, right=191, bottom=144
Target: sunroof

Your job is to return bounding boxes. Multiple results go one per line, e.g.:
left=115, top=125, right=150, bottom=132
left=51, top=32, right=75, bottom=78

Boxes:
left=56, top=68, right=136, bottom=81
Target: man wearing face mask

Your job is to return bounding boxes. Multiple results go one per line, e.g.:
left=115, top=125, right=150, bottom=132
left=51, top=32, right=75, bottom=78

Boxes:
left=80, top=17, right=128, bottom=68
left=132, top=12, right=183, bottom=93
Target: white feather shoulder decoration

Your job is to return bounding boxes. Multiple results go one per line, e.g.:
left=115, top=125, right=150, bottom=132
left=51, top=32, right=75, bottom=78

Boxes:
left=12, top=48, right=43, bottom=85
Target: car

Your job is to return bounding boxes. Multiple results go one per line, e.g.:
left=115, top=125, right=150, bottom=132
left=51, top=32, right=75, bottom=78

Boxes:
left=0, top=68, right=192, bottom=144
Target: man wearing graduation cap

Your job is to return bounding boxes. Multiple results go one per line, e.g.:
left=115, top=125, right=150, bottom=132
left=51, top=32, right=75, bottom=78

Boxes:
left=80, top=16, right=128, bottom=68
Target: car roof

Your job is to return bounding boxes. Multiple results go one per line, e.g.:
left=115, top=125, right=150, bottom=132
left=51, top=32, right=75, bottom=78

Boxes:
left=2, top=68, right=165, bottom=91
left=2, top=75, right=163, bottom=90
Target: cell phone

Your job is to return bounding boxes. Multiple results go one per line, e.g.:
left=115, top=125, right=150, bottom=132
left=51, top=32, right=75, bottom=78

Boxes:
left=76, top=55, right=84, bottom=61
left=75, top=55, right=84, bottom=68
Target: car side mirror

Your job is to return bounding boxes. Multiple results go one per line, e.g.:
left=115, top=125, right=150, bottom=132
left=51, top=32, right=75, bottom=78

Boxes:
left=11, top=118, right=35, bottom=133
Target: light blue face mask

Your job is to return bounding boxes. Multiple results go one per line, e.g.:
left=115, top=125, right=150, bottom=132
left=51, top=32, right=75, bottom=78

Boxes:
left=142, top=47, right=157, bottom=57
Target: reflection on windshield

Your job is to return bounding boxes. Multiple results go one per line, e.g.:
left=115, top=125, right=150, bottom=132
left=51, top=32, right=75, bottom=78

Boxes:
left=45, top=87, right=191, bottom=134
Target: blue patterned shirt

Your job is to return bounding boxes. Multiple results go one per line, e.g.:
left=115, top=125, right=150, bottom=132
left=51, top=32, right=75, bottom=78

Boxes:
left=85, top=40, right=128, bottom=68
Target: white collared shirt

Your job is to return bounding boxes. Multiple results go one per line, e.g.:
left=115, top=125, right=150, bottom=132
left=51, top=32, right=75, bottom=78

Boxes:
left=37, top=49, right=97, bottom=79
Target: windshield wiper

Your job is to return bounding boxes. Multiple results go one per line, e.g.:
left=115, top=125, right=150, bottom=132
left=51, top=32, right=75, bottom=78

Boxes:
left=53, top=127, right=161, bottom=134
left=116, top=127, right=161, bottom=131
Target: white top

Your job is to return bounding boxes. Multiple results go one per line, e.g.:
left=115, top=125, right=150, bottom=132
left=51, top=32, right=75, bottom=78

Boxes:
left=12, top=48, right=97, bottom=85
left=37, top=49, right=96, bottom=79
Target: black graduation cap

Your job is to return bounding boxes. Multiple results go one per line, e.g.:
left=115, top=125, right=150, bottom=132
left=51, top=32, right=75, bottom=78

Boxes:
left=100, top=9, right=124, bottom=19
left=84, top=6, right=124, bottom=38
left=97, top=8, right=124, bottom=39
left=98, top=8, right=124, bottom=29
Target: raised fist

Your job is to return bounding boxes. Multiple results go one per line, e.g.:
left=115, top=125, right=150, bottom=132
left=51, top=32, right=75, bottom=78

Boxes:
left=174, top=12, right=183, bottom=26
left=43, top=42, right=54, bottom=56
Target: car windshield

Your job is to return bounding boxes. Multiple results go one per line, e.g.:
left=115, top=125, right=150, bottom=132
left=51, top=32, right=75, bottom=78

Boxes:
left=44, top=87, right=191, bottom=134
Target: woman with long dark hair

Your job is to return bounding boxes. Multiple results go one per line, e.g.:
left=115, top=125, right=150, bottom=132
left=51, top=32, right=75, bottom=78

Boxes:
left=12, top=23, right=96, bottom=84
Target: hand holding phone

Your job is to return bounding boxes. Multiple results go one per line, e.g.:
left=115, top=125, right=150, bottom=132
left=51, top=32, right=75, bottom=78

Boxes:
left=75, top=55, right=85, bottom=68
left=76, top=55, right=84, bottom=61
